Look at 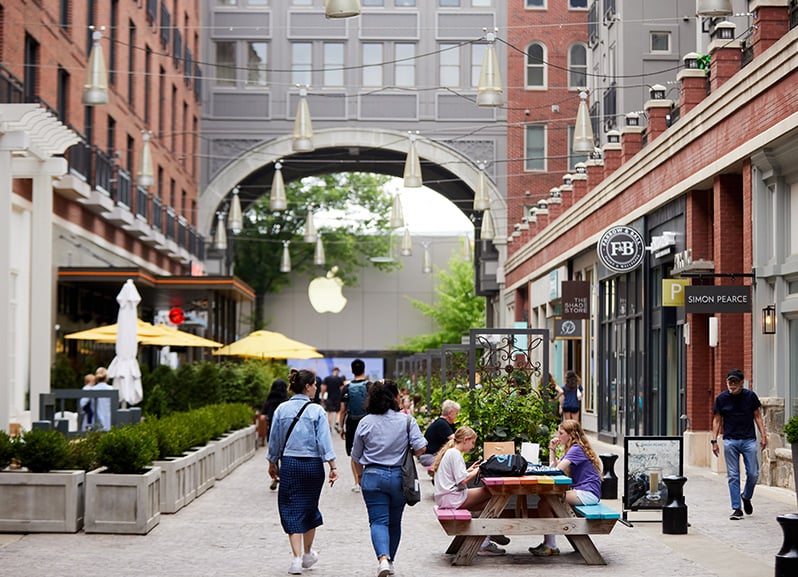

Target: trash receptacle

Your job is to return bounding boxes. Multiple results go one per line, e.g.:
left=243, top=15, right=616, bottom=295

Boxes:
left=662, top=475, right=688, bottom=535
left=599, top=453, right=619, bottom=500
left=775, top=513, right=798, bottom=577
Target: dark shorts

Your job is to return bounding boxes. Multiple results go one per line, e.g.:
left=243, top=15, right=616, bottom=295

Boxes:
left=562, top=405, right=580, bottom=413
left=325, top=397, right=341, bottom=412
left=344, top=415, right=363, bottom=456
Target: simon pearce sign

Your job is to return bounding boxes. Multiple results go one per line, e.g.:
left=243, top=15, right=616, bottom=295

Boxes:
left=597, top=226, right=645, bottom=273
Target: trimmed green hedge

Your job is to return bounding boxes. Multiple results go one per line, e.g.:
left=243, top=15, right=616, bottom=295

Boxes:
left=0, top=430, right=15, bottom=470
left=16, top=429, right=70, bottom=473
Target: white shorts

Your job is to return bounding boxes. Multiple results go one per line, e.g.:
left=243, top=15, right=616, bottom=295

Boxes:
left=574, top=489, right=599, bottom=505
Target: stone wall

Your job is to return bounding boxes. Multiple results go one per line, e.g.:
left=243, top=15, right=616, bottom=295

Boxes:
left=760, top=397, right=794, bottom=491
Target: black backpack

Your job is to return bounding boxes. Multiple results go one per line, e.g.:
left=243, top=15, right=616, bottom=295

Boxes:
left=479, top=453, right=528, bottom=477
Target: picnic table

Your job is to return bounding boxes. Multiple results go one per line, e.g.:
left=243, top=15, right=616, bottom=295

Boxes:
left=435, top=475, right=620, bottom=566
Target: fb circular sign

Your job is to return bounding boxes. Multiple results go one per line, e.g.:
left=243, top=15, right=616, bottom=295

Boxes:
left=597, top=226, right=645, bottom=273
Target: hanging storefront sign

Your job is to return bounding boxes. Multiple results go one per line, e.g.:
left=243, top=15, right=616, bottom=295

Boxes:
left=561, top=280, right=590, bottom=319
left=684, top=285, right=751, bottom=313
left=597, top=225, right=645, bottom=273
left=555, top=318, right=583, bottom=340
left=662, top=279, right=691, bottom=307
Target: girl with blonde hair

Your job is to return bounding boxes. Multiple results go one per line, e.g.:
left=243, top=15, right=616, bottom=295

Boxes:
left=529, top=419, right=602, bottom=556
left=432, top=426, right=509, bottom=556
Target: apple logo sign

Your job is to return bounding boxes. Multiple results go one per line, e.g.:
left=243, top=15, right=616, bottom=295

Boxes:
left=308, top=266, right=347, bottom=314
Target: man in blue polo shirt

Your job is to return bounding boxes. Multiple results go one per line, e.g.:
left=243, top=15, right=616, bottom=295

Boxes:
left=711, top=369, right=768, bottom=521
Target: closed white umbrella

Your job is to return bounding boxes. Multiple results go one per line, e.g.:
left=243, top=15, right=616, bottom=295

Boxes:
left=107, top=279, right=143, bottom=406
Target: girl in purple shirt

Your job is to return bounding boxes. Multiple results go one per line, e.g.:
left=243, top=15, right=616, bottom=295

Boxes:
left=530, top=419, right=602, bottom=556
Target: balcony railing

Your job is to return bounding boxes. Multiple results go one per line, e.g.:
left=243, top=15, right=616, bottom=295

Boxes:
left=67, top=136, right=92, bottom=182
left=115, top=168, right=132, bottom=208
left=0, top=63, right=24, bottom=103
left=94, top=149, right=113, bottom=194
left=136, top=186, right=149, bottom=220
left=177, top=217, right=188, bottom=248
left=165, top=207, right=177, bottom=240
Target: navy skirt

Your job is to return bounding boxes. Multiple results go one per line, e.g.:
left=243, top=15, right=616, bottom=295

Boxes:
left=278, top=456, right=325, bottom=534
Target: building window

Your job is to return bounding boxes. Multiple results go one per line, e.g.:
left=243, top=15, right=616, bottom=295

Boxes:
left=395, top=0, right=416, bottom=6
left=568, top=43, right=587, bottom=88
left=525, top=125, right=546, bottom=171
left=292, top=0, right=312, bottom=5
left=569, top=0, right=587, bottom=8
left=526, top=42, right=545, bottom=88
left=395, top=43, right=415, bottom=88
left=246, top=41, right=268, bottom=86
left=650, top=32, right=671, bottom=53
left=109, top=0, right=118, bottom=86
left=472, top=0, right=491, bottom=5
left=440, top=43, right=460, bottom=87
left=526, top=0, right=544, bottom=7
left=471, top=43, right=486, bottom=87
left=158, top=66, right=166, bottom=137
left=362, top=43, right=383, bottom=87
left=57, top=66, right=70, bottom=123
left=128, top=21, right=136, bottom=107
left=292, top=42, right=312, bottom=86
left=323, top=43, right=344, bottom=87
left=215, top=41, right=236, bottom=86
left=144, top=47, right=152, bottom=123
left=107, top=115, right=116, bottom=154
left=439, top=0, right=460, bottom=6
left=60, top=0, right=70, bottom=29
left=24, top=33, right=39, bottom=102
left=363, top=0, right=384, bottom=5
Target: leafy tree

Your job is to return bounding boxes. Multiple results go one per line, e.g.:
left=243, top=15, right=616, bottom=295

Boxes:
left=401, top=256, right=486, bottom=352
left=233, top=172, right=399, bottom=327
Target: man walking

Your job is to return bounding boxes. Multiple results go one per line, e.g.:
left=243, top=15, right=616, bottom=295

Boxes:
left=711, top=368, right=768, bottom=520
left=339, top=359, right=370, bottom=492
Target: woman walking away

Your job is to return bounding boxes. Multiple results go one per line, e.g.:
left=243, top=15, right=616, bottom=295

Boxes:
left=352, top=380, right=427, bottom=577
left=262, top=378, right=289, bottom=490
left=530, top=419, right=601, bottom=556
left=267, top=369, right=338, bottom=575
left=431, top=426, right=509, bottom=556
left=561, top=370, right=583, bottom=422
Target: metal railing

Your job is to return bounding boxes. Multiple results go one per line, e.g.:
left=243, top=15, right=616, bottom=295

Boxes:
left=115, top=168, right=132, bottom=208
left=136, top=186, right=149, bottom=220
left=177, top=217, right=188, bottom=248
left=152, top=195, right=163, bottom=231
left=94, top=148, right=113, bottom=194
left=0, top=63, right=24, bottom=103
left=165, top=207, right=177, bottom=240
left=67, top=137, right=92, bottom=182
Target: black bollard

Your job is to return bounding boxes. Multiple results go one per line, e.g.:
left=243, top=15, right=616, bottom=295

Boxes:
left=599, top=453, right=619, bottom=500
left=662, top=475, right=688, bottom=534
left=775, top=513, right=798, bottom=577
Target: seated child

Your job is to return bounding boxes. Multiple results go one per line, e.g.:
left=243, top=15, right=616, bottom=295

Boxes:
left=431, top=426, right=510, bottom=556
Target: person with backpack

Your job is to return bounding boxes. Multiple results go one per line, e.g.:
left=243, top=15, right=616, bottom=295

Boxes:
left=339, top=358, right=370, bottom=492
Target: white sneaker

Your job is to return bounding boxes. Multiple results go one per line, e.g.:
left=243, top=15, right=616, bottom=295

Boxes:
left=302, top=550, right=318, bottom=569
left=288, top=557, right=303, bottom=574
left=388, top=560, right=395, bottom=575
left=351, top=485, right=361, bottom=493
left=377, top=558, right=391, bottom=577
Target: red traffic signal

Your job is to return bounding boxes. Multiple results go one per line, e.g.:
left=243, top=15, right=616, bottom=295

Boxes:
left=168, top=307, right=185, bottom=325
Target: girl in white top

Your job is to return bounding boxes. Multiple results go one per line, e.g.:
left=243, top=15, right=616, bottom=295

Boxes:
left=431, top=426, right=491, bottom=510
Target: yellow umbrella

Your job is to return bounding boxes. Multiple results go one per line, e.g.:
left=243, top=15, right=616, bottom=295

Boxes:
left=64, top=319, right=166, bottom=343
left=140, top=326, right=223, bottom=348
left=213, top=330, right=322, bottom=360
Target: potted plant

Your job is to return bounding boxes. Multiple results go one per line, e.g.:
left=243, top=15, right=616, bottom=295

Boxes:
left=0, top=429, right=86, bottom=533
left=784, top=414, right=798, bottom=508
left=84, top=425, right=161, bottom=534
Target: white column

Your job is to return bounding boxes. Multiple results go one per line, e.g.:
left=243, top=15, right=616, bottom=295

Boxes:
left=0, top=147, right=11, bottom=433
left=29, top=171, right=56, bottom=421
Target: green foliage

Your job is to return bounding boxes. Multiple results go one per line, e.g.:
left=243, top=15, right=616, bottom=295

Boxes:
left=66, top=431, right=103, bottom=471
left=232, top=172, right=397, bottom=327
left=50, top=353, right=79, bottom=390
left=402, top=257, right=486, bottom=352
left=96, top=425, right=159, bottom=474
left=219, top=360, right=275, bottom=407
left=785, top=415, right=798, bottom=444
left=0, top=430, right=15, bottom=469
left=16, top=429, right=70, bottom=473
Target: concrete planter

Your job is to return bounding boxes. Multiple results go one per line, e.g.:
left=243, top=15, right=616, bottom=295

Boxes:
left=793, top=443, right=798, bottom=510
left=193, top=443, right=216, bottom=498
left=0, top=469, right=85, bottom=533
left=214, top=425, right=256, bottom=480
left=84, top=466, right=161, bottom=534
left=153, top=452, right=197, bottom=514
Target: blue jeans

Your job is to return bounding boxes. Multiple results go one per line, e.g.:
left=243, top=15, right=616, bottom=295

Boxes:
left=360, top=465, right=406, bottom=561
left=723, top=437, right=759, bottom=510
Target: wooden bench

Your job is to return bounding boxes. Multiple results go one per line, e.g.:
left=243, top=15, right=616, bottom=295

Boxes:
left=573, top=503, right=621, bottom=520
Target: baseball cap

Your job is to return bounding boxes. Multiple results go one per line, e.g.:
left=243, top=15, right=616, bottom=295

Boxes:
left=726, top=369, right=744, bottom=381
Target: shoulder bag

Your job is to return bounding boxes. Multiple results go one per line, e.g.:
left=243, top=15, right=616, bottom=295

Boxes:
left=401, top=415, right=421, bottom=506
left=278, top=401, right=312, bottom=465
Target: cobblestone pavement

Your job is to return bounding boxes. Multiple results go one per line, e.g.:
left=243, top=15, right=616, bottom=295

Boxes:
left=1, top=432, right=795, bottom=577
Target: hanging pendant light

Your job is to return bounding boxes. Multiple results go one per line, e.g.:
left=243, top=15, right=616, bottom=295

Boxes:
left=292, top=87, right=314, bottom=152
left=280, top=241, right=292, bottom=273
left=213, top=212, right=228, bottom=251
left=83, top=28, right=109, bottom=106
left=304, top=208, right=317, bottom=243
left=476, top=31, right=503, bottom=107
left=403, top=132, right=423, bottom=188
left=325, top=0, right=361, bottom=18
left=480, top=208, right=495, bottom=241
left=400, top=227, right=413, bottom=256
left=572, top=90, right=595, bottom=153
left=227, top=187, right=243, bottom=234
left=390, top=193, right=405, bottom=229
left=270, top=161, right=287, bottom=211
left=461, top=235, right=472, bottom=261
left=313, top=234, right=326, bottom=266
left=473, top=163, right=490, bottom=211
left=136, top=131, right=154, bottom=187
left=696, top=0, right=732, bottom=16
left=422, top=242, right=432, bottom=274
left=370, top=234, right=396, bottom=263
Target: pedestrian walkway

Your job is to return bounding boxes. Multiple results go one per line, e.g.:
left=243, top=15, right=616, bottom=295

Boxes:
left=0, top=431, right=794, bottom=577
